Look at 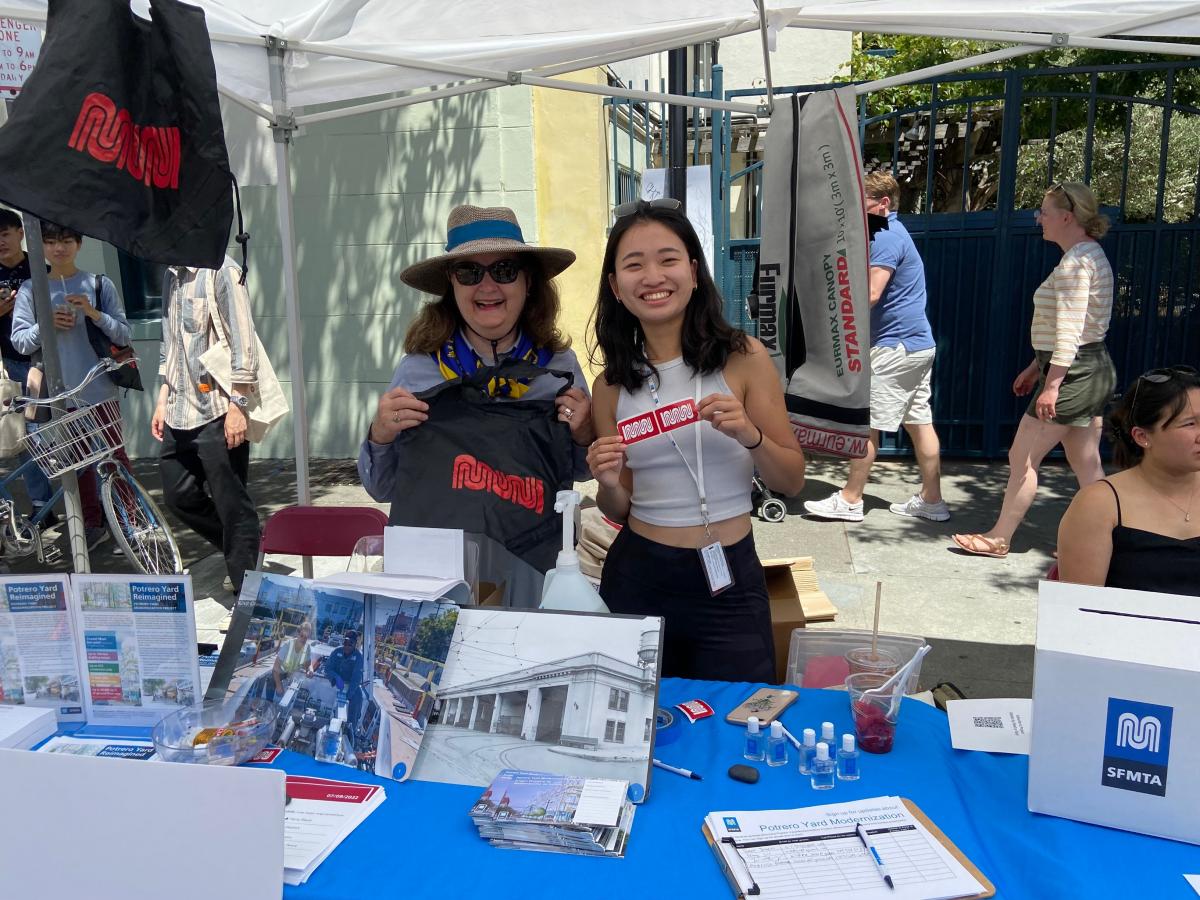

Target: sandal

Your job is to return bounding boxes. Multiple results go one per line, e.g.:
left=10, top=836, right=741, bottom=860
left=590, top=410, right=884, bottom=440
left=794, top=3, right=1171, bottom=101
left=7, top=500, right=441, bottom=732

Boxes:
left=952, top=533, right=1010, bottom=558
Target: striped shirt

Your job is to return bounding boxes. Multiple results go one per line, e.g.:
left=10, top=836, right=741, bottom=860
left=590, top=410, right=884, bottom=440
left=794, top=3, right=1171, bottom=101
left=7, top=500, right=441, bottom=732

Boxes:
left=159, top=258, right=259, bottom=431
left=1030, top=241, right=1114, bottom=368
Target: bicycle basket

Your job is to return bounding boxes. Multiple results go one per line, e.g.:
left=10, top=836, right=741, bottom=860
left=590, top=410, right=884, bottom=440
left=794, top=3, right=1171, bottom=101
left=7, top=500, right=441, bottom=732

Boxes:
left=20, top=398, right=124, bottom=478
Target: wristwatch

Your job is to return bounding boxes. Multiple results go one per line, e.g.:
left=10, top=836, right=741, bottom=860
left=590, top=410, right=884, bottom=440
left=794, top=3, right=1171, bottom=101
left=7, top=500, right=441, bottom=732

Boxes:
left=230, top=394, right=251, bottom=409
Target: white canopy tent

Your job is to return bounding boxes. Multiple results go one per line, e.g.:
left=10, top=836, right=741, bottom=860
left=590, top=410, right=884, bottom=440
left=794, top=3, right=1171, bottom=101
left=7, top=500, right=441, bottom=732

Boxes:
left=2, top=0, right=1198, bottom=502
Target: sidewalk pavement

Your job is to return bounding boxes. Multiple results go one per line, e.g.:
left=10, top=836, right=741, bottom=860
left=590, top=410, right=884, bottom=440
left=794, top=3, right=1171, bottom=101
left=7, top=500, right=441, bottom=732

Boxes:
left=19, top=455, right=1085, bottom=701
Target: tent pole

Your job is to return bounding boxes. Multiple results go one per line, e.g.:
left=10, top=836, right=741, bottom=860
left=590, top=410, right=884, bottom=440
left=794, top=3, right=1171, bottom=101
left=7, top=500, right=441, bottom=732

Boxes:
left=754, top=0, right=775, bottom=115
left=267, top=37, right=313, bottom=527
left=217, top=85, right=274, bottom=122
left=519, top=75, right=759, bottom=114
left=294, top=80, right=502, bottom=128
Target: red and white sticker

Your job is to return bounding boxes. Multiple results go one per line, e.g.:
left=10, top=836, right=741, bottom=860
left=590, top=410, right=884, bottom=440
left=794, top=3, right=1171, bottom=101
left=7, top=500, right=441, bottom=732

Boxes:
left=675, top=699, right=715, bottom=723
left=247, top=746, right=282, bottom=764
left=617, top=398, right=699, bottom=445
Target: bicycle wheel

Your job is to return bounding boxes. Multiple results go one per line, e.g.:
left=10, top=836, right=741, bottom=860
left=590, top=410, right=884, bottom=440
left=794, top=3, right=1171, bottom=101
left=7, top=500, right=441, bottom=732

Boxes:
left=99, top=465, right=183, bottom=575
left=2, top=515, right=39, bottom=559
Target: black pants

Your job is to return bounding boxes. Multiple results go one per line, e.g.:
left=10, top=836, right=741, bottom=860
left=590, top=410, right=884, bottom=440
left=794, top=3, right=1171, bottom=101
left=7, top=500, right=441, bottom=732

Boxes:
left=160, top=417, right=259, bottom=592
left=600, top=528, right=776, bottom=683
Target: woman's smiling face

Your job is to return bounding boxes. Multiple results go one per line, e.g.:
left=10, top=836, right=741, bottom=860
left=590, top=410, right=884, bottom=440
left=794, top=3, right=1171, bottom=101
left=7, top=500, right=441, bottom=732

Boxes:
left=450, top=252, right=527, bottom=340
left=607, top=221, right=698, bottom=328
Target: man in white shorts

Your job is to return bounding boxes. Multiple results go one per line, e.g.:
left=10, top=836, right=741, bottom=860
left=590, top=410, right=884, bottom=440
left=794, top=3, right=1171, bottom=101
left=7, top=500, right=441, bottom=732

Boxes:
left=804, top=172, right=949, bottom=523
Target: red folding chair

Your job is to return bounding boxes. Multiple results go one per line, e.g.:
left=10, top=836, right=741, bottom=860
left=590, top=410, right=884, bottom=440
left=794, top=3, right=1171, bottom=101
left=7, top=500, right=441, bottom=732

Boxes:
left=256, top=505, right=389, bottom=569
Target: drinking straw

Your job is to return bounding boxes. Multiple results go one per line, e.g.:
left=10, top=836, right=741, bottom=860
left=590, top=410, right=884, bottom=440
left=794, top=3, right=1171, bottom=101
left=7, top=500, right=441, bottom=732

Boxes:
left=871, top=582, right=882, bottom=659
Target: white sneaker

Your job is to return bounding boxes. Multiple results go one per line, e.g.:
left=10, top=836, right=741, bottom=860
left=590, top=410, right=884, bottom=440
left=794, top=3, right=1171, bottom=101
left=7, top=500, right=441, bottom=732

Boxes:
left=889, top=493, right=951, bottom=522
left=803, top=491, right=864, bottom=522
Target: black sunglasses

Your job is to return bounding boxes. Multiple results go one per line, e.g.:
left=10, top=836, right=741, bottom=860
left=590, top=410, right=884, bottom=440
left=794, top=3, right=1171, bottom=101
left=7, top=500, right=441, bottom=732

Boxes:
left=614, top=197, right=682, bottom=220
left=1050, top=182, right=1075, bottom=212
left=1128, top=365, right=1199, bottom=417
left=449, top=258, right=522, bottom=286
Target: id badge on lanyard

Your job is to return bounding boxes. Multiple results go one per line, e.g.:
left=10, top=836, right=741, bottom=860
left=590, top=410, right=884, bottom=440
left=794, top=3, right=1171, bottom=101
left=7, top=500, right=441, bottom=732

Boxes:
left=648, top=371, right=734, bottom=596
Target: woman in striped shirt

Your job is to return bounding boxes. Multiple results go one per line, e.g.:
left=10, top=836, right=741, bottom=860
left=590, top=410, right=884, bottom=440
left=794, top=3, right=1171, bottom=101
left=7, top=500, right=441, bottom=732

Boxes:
left=953, top=182, right=1116, bottom=557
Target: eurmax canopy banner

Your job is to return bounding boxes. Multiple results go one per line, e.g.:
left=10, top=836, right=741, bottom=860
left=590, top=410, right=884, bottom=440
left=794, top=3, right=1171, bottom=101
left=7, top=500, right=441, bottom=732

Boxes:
left=0, top=0, right=233, bottom=268
left=757, top=87, right=871, bottom=458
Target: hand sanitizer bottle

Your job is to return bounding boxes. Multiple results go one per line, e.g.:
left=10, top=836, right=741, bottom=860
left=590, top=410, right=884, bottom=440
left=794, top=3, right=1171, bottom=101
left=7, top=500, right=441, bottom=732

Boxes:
left=821, top=721, right=835, bottom=745
left=798, top=727, right=817, bottom=774
left=766, top=720, right=788, bottom=767
left=810, top=742, right=836, bottom=790
left=540, top=490, right=610, bottom=612
left=744, top=716, right=765, bottom=761
left=837, top=733, right=861, bottom=780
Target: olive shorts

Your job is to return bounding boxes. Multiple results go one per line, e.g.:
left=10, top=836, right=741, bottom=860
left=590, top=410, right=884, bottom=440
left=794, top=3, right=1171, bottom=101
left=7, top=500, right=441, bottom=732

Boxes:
left=1027, top=343, right=1117, bottom=427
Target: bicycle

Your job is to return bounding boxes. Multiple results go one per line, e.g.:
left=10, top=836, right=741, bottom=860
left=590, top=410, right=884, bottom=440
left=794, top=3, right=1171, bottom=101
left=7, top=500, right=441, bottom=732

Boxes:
left=0, top=359, right=183, bottom=575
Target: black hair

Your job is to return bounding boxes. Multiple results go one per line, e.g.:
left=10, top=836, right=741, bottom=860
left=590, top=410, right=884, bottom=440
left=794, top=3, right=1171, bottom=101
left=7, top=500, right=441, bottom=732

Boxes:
left=0, top=209, right=22, bottom=232
left=39, top=220, right=82, bottom=244
left=1106, top=366, right=1200, bottom=468
left=588, top=202, right=746, bottom=392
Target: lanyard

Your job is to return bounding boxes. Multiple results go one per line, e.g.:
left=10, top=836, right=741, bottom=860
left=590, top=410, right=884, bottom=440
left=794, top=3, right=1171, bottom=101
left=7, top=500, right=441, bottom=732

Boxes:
left=647, top=369, right=710, bottom=536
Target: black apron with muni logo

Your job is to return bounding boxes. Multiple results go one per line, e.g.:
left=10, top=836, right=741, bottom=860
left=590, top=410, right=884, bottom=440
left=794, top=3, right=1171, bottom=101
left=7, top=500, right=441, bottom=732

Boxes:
left=387, top=359, right=576, bottom=574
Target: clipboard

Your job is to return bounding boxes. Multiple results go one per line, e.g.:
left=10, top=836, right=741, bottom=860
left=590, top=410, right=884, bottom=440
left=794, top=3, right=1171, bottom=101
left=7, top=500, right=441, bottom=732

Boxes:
left=702, top=797, right=995, bottom=899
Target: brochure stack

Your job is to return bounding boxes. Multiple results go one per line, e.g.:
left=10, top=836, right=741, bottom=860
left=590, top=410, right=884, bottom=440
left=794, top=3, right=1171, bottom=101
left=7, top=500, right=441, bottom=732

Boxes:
left=469, top=769, right=635, bottom=857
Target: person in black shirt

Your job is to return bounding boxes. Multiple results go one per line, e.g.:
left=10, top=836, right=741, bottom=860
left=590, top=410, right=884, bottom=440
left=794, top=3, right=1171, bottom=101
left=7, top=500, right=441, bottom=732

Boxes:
left=0, top=209, right=53, bottom=519
left=324, top=630, right=365, bottom=731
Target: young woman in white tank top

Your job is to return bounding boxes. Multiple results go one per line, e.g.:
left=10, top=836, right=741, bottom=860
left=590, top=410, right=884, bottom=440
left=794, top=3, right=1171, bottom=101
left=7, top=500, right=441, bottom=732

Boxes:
left=586, top=200, right=806, bottom=682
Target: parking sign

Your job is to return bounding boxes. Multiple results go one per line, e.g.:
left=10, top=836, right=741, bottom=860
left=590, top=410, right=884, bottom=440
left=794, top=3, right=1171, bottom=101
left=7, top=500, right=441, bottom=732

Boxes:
left=0, top=18, right=42, bottom=93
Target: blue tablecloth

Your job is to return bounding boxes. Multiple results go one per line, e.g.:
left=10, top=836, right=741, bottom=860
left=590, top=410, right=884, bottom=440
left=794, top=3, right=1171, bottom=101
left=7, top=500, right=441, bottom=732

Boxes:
left=275, top=679, right=1199, bottom=899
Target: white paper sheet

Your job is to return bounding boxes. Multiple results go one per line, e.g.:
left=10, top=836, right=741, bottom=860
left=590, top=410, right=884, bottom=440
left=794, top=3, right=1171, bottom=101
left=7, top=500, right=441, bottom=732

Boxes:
left=573, top=778, right=626, bottom=827
left=383, top=526, right=464, bottom=580
left=946, top=698, right=1033, bottom=755
left=705, top=796, right=985, bottom=900
left=1185, top=874, right=1200, bottom=896
left=284, top=774, right=385, bottom=884
left=69, top=575, right=201, bottom=728
left=0, top=575, right=85, bottom=721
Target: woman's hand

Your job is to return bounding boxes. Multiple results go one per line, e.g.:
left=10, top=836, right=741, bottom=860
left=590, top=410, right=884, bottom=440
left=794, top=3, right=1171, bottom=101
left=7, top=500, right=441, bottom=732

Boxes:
left=1035, top=385, right=1059, bottom=421
left=587, top=435, right=626, bottom=489
left=67, top=293, right=101, bottom=322
left=556, top=387, right=595, bottom=445
left=370, top=386, right=429, bottom=444
left=1013, top=361, right=1040, bottom=396
left=698, top=392, right=760, bottom=448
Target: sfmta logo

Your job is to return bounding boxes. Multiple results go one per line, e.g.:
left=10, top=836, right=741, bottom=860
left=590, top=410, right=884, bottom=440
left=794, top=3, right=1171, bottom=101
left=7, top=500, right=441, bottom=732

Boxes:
left=1102, top=698, right=1172, bottom=797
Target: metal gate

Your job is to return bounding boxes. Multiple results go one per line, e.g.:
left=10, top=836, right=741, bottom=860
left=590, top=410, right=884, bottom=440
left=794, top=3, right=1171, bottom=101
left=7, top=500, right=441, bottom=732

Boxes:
left=712, top=61, right=1200, bottom=457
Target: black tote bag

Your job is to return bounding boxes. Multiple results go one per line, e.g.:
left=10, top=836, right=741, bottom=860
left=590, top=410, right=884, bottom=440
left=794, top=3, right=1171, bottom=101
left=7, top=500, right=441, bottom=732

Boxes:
left=0, top=0, right=234, bottom=268
left=387, top=359, right=576, bottom=574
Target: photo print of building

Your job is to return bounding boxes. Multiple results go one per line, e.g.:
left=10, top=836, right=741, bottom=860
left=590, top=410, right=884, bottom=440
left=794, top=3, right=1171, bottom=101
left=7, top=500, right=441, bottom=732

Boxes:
left=412, top=609, right=662, bottom=794
left=209, top=574, right=459, bottom=782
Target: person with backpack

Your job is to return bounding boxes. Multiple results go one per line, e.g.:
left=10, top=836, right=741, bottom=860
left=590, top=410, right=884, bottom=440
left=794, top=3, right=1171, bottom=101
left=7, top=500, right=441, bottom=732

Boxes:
left=11, top=220, right=132, bottom=550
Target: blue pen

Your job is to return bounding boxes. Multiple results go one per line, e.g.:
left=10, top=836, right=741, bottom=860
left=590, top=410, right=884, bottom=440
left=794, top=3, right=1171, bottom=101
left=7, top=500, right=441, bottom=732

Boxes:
left=855, top=822, right=895, bottom=889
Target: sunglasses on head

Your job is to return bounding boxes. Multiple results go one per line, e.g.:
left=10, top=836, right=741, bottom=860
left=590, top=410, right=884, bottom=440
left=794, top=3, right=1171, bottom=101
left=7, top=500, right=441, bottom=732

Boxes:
left=1050, top=182, right=1076, bottom=212
left=1127, top=365, right=1198, bottom=417
left=448, top=258, right=522, bottom=286
left=614, top=197, right=682, bottom=220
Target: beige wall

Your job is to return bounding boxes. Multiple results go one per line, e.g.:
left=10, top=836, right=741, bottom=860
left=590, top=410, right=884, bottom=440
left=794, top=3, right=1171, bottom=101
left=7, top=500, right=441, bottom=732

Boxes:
left=531, top=71, right=611, bottom=388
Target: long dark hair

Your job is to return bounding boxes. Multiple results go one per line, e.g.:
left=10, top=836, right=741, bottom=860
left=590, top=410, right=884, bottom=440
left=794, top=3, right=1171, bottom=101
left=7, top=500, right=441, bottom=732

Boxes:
left=588, top=203, right=746, bottom=392
left=1106, top=366, right=1200, bottom=468
left=403, top=255, right=569, bottom=355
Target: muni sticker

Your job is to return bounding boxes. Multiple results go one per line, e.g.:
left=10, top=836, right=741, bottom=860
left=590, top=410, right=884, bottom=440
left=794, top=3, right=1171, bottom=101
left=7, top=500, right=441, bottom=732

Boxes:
left=1101, top=697, right=1173, bottom=797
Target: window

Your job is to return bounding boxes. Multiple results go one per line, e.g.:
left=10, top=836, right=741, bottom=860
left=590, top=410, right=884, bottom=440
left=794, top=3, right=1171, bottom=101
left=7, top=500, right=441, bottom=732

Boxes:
left=608, top=688, right=629, bottom=712
left=115, top=250, right=167, bottom=321
left=616, top=165, right=642, bottom=207
left=643, top=717, right=652, bottom=742
left=604, top=720, right=626, bottom=743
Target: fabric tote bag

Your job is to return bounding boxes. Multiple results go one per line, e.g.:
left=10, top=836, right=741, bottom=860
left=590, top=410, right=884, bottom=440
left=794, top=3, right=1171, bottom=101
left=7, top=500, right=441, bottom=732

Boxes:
left=386, top=359, right=576, bottom=574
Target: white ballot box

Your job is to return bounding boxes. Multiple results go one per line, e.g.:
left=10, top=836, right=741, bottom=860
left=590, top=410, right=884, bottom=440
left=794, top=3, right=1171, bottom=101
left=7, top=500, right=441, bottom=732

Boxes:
left=1029, top=582, right=1199, bottom=845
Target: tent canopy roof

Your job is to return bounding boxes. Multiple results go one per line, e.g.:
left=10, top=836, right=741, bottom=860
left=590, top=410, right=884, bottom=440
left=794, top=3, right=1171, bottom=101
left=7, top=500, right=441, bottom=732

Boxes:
left=2, top=1, right=1199, bottom=116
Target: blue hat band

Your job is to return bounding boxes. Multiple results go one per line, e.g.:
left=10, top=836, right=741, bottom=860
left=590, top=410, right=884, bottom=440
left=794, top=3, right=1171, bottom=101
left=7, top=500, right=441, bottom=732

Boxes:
left=445, top=219, right=524, bottom=251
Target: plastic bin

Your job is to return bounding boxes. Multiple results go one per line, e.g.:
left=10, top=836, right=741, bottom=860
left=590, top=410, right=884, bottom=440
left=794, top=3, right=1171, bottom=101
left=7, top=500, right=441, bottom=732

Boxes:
left=785, top=628, right=928, bottom=693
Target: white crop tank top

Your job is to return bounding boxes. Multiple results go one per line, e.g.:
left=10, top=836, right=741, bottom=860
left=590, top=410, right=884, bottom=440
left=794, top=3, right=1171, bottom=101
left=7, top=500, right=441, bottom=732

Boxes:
left=615, top=357, right=754, bottom=527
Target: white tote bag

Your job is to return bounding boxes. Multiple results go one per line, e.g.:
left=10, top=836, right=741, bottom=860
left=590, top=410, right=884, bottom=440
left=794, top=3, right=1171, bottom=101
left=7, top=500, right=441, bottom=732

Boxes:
left=0, top=362, right=24, bottom=458
left=197, top=274, right=289, bottom=444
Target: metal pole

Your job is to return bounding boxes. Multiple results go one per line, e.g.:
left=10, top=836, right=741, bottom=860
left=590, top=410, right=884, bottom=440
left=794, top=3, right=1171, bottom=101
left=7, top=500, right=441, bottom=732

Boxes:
left=1, top=99, right=89, bottom=572
left=266, top=38, right=313, bottom=527
left=667, top=47, right=688, bottom=210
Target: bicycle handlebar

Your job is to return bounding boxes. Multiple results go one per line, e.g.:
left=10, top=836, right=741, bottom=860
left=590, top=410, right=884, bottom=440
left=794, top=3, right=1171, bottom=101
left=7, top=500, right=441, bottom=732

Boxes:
left=5, top=358, right=131, bottom=410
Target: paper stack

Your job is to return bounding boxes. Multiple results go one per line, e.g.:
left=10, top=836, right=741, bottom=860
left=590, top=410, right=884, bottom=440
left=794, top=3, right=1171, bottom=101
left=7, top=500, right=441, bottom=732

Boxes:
left=470, top=769, right=635, bottom=857
left=0, top=704, right=56, bottom=750
left=284, top=774, right=386, bottom=886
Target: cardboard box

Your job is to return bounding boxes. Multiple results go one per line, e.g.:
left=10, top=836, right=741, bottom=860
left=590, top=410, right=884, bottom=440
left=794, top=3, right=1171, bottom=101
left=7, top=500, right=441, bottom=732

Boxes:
left=761, top=558, right=837, bottom=684
left=475, top=580, right=506, bottom=607
left=1028, top=582, right=1200, bottom=845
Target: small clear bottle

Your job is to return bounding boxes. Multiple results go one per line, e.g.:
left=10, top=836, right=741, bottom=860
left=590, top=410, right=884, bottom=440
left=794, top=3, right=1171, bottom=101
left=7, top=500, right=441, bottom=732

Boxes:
left=821, top=721, right=835, bottom=746
left=837, top=733, right=861, bottom=781
left=810, top=741, right=836, bottom=790
left=744, top=716, right=765, bottom=761
left=798, top=727, right=817, bottom=774
left=766, top=720, right=788, bottom=767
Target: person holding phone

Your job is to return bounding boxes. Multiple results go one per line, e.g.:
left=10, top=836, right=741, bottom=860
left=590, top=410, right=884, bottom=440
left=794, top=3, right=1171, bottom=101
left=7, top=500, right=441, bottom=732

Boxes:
left=11, top=221, right=132, bottom=550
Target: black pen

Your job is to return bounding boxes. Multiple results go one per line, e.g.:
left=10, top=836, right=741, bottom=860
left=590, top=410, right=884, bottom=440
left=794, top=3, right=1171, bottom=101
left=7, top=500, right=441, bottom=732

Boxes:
left=653, top=758, right=702, bottom=780
left=856, top=822, right=895, bottom=889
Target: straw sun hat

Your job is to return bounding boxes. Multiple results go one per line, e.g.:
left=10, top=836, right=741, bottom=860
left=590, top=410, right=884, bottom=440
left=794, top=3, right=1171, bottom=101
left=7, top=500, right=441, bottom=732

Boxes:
left=400, top=204, right=577, bottom=295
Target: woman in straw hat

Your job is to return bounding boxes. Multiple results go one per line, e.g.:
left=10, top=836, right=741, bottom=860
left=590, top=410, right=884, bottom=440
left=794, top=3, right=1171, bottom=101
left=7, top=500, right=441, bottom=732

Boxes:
left=358, top=204, right=593, bottom=503
left=587, top=200, right=806, bottom=681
